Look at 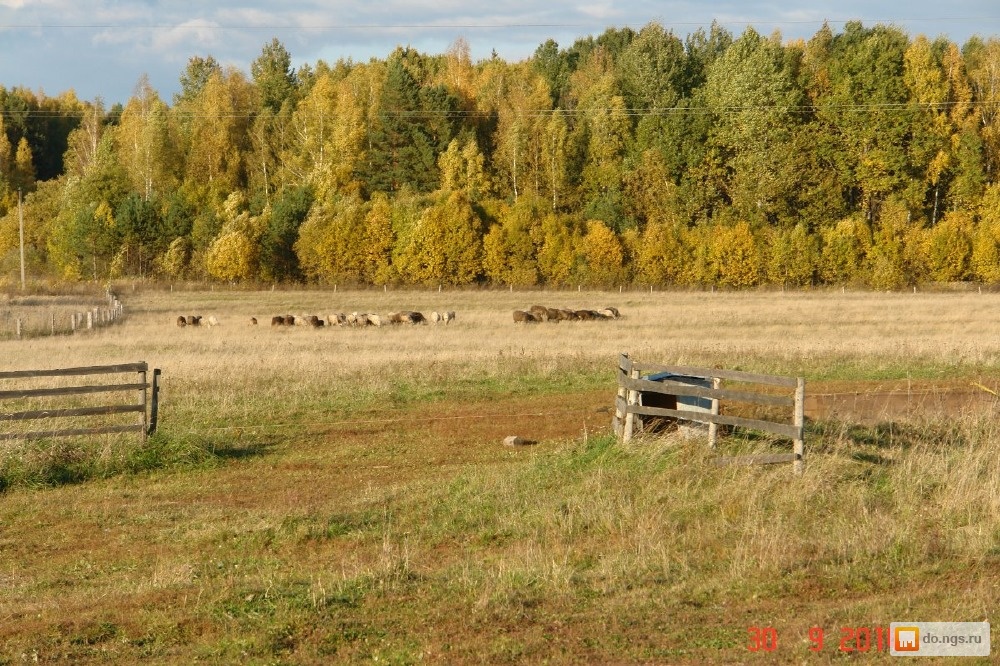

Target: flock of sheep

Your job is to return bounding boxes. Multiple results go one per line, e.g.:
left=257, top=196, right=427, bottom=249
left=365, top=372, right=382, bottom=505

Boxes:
left=265, top=310, right=456, bottom=327
left=175, top=305, right=622, bottom=328
left=173, top=311, right=456, bottom=328
left=176, top=315, right=219, bottom=327
left=513, top=305, right=621, bottom=323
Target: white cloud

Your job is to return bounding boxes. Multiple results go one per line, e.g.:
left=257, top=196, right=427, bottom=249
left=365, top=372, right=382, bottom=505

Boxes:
left=151, top=18, right=222, bottom=52
left=575, top=3, right=624, bottom=21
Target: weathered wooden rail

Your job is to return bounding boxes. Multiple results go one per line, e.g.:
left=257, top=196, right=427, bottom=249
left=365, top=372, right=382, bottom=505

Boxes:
left=0, top=362, right=160, bottom=444
left=613, top=353, right=805, bottom=473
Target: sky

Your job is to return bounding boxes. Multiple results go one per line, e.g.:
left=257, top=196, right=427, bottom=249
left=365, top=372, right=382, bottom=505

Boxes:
left=1, top=1, right=999, bottom=106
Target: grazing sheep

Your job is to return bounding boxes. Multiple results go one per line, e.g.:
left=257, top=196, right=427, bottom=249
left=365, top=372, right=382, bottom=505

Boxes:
left=271, top=315, right=284, bottom=326
left=176, top=315, right=187, bottom=327
left=513, top=310, right=538, bottom=323
left=283, top=315, right=295, bottom=326
left=545, top=307, right=562, bottom=321
left=559, top=309, right=578, bottom=321
left=430, top=311, right=442, bottom=324
left=400, top=311, right=425, bottom=324
left=207, top=315, right=220, bottom=327
left=443, top=311, right=455, bottom=324
left=574, top=309, right=600, bottom=321
left=528, top=305, right=549, bottom=321
left=186, top=315, right=202, bottom=326
left=597, top=308, right=617, bottom=320
left=368, top=314, right=384, bottom=327
left=249, top=317, right=258, bottom=325
left=328, top=313, right=347, bottom=326
left=386, top=312, right=403, bottom=324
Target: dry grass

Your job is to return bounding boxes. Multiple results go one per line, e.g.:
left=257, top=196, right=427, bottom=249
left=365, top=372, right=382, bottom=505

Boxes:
left=12, top=285, right=1000, bottom=380
left=0, top=286, right=999, bottom=663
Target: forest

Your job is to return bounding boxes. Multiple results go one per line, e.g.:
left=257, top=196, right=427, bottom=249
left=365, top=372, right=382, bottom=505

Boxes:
left=2, top=20, right=1000, bottom=289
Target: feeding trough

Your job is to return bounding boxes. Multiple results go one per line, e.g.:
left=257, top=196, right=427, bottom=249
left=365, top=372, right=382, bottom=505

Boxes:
left=612, top=354, right=807, bottom=473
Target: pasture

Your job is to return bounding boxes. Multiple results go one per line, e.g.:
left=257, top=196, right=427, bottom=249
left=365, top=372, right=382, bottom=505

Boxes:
left=1, top=286, right=999, bottom=663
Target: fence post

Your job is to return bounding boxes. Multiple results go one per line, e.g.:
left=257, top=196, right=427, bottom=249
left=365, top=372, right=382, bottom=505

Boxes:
left=614, top=354, right=630, bottom=438
left=148, top=368, right=161, bottom=436
left=708, top=376, right=721, bottom=449
left=793, top=377, right=806, bottom=475
left=139, top=363, right=148, bottom=444
left=623, top=365, right=640, bottom=442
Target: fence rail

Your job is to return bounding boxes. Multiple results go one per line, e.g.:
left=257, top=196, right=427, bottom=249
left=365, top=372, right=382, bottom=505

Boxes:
left=0, top=362, right=159, bottom=444
left=613, top=353, right=805, bottom=473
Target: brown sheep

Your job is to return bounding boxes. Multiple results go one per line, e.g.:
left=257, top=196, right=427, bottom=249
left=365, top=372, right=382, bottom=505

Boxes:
left=574, top=310, right=599, bottom=321
left=186, top=315, right=202, bottom=326
left=271, top=315, right=284, bottom=326
left=513, top=310, right=538, bottom=323
left=401, top=311, right=426, bottom=324
left=528, top=305, right=549, bottom=321
left=559, top=309, right=578, bottom=321
left=176, top=315, right=187, bottom=327
left=249, top=317, right=258, bottom=325
left=283, top=315, right=295, bottom=326
left=545, top=307, right=562, bottom=321
left=386, top=312, right=403, bottom=324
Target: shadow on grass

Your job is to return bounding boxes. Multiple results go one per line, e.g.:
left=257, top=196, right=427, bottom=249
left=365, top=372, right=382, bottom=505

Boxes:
left=206, top=438, right=279, bottom=461
left=0, top=431, right=278, bottom=493
left=806, top=418, right=957, bottom=455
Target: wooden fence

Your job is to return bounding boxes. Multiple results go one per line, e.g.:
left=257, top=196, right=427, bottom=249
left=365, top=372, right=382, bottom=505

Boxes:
left=0, top=362, right=160, bottom=444
left=613, top=353, right=805, bottom=473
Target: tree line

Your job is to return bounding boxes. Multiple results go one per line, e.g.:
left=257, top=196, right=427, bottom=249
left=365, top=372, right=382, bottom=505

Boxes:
left=3, top=21, right=1000, bottom=289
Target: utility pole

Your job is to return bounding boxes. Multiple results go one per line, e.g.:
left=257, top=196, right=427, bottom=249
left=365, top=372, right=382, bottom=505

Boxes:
left=18, top=188, right=25, bottom=290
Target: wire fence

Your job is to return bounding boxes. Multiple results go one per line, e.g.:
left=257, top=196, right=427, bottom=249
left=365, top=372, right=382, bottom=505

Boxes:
left=0, top=292, right=124, bottom=340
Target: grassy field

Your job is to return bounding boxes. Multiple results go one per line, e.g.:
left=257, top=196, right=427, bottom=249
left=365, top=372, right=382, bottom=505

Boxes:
left=1, top=286, right=998, bottom=663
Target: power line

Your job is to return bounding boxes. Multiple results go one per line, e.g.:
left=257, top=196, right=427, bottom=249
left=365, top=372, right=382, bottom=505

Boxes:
left=1, top=17, right=998, bottom=31
left=2, top=99, right=999, bottom=121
